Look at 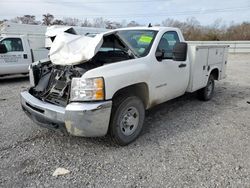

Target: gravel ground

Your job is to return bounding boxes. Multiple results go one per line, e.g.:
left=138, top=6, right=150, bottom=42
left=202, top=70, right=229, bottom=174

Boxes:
left=0, top=54, right=249, bottom=187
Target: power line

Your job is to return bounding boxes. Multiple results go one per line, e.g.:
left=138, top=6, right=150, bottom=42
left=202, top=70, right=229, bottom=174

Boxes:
left=1, top=0, right=170, bottom=4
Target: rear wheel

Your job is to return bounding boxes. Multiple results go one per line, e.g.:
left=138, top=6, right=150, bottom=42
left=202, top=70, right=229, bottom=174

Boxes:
left=109, top=96, right=145, bottom=146
left=197, top=74, right=215, bottom=101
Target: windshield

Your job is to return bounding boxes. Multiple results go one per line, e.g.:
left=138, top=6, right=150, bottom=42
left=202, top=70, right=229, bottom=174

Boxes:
left=117, top=30, right=157, bottom=57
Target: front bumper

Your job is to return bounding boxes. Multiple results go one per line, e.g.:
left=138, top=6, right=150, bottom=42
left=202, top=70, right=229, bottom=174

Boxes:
left=20, top=91, right=112, bottom=137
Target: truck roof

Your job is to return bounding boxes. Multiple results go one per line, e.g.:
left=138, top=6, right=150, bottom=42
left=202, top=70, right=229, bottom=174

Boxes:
left=0, top=21, right=47, bottom=35
left=97, top=26, right=181, bottom=38
left=114, top=26, right=180, bottom=32
left=0, top=34, right=27, bottom=38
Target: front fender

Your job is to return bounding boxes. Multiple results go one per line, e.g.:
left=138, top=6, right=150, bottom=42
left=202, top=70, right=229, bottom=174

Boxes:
left=82, top=58, right=152, bottom=100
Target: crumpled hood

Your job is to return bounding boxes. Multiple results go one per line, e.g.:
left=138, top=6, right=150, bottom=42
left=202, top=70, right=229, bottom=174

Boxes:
left=49, top=30, right=115, bottom=65
left=49, top=33, right=103, bottom=65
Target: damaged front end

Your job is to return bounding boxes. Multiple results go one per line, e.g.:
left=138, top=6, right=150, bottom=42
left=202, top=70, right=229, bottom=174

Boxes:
left=22, top=58, right=113, bottom=136
left=29, top=62, right=87, bottom=106
left=28, top=31, right=138, bottom=106
left=28, top=27, right=159, bottom=105
left=22, top=55, right=114, bottom=136
left=21, top=29, right=156, bottom=137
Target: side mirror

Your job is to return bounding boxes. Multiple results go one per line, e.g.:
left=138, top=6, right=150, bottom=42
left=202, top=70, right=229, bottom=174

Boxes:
left=0, top=44, right=8, bottom=54
left=173, top=42, right=187, bottom=61
left=155, top=49, right=165, bottom=61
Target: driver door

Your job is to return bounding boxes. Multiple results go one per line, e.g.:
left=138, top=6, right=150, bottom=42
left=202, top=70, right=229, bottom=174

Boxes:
left=151, top=31, right=189, bottom=103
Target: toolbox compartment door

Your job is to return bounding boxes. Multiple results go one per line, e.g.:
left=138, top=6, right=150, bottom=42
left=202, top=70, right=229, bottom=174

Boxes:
left=190, top=47, right=208, bottom=91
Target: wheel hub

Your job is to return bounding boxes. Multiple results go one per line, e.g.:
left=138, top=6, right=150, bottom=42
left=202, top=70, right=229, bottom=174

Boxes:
left=120, top=106, right=139, bottom=136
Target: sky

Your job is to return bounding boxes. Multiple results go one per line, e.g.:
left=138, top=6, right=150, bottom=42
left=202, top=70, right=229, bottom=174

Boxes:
left=0, top=0, right=250, bottom=26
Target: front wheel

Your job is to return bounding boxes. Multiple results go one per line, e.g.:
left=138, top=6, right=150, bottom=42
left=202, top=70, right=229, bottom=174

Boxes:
left=197, top=75, right=215, bottom=101
left=109, top=96, right=145, bottom=146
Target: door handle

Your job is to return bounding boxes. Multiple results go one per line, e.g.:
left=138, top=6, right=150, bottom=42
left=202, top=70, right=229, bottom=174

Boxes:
left=178, top=63, right=186, bottom=68
left=23, top=54, right=28, bottom=59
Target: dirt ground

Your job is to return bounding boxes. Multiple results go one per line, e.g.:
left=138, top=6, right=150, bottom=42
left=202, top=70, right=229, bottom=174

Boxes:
left=0, top=54, right=249, bottom=187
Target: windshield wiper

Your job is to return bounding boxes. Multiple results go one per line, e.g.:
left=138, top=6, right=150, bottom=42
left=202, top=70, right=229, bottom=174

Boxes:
left=127, top=49, right=139, bottom=58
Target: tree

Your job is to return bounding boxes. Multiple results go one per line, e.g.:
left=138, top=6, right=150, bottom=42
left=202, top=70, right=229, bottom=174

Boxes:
left=53, top=19, right=65, bottom=25
left=93, top=17, right=105, bottom=28
left=11, top=15, right=38, bottom=25
left=162, top=18, right=180, bottom=27
left=162, top=17, right=203, bottom=40
left=3, top=14, right=250, bottom=41
left=63, top=17, right=80, bottom=26
left=120, top=20, right=127, bottom=28
left=42, top=13, right=54, bottom=26
left=127, top=21, right=140, bottom=27
left=81, top=18, right=92, bottom=27
left=0, top=19, right=8, bottom=25
left=224, top=22, right=250, bottom=40
left=105, top=20, right=122, bottom=29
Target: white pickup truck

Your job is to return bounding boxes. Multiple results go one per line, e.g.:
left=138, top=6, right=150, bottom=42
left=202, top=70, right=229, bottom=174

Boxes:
left=20, top=27, right=228, bottom=145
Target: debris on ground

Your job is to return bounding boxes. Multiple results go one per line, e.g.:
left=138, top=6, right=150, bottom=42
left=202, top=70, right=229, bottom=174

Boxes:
left=52, top=167, right=70, bottom=177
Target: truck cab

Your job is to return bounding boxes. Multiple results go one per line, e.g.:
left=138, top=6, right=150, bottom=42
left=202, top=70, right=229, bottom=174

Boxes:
left=144, top=27, right=190, bottom=104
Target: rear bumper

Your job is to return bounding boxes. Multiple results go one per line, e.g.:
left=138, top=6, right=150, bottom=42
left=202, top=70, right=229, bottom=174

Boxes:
left=20, top=91, right=112, bottom=137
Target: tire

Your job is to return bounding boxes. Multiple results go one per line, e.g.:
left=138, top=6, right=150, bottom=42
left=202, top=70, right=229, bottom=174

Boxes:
left=109, top=96, right=145, bottom=146
left=197, top=74, right=215, bottom=101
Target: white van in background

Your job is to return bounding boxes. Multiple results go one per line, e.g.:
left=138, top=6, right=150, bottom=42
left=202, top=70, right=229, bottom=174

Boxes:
left=0, top=22, right=48, bottom=76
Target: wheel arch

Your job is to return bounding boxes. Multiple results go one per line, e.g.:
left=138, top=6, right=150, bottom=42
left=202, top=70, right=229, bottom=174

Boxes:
left=112, top=82, right=150, bottom=109
left=209, top=68, right=220, bottom=80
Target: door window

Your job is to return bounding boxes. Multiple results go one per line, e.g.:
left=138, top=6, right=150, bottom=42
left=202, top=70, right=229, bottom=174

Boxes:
left=0, top=38, right=24, bottom=52
left=157, top=31, right=180, bottom=59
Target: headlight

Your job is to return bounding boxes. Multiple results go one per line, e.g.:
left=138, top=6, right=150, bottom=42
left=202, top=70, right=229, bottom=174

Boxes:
left=70, top=77, right=105, bottom=101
